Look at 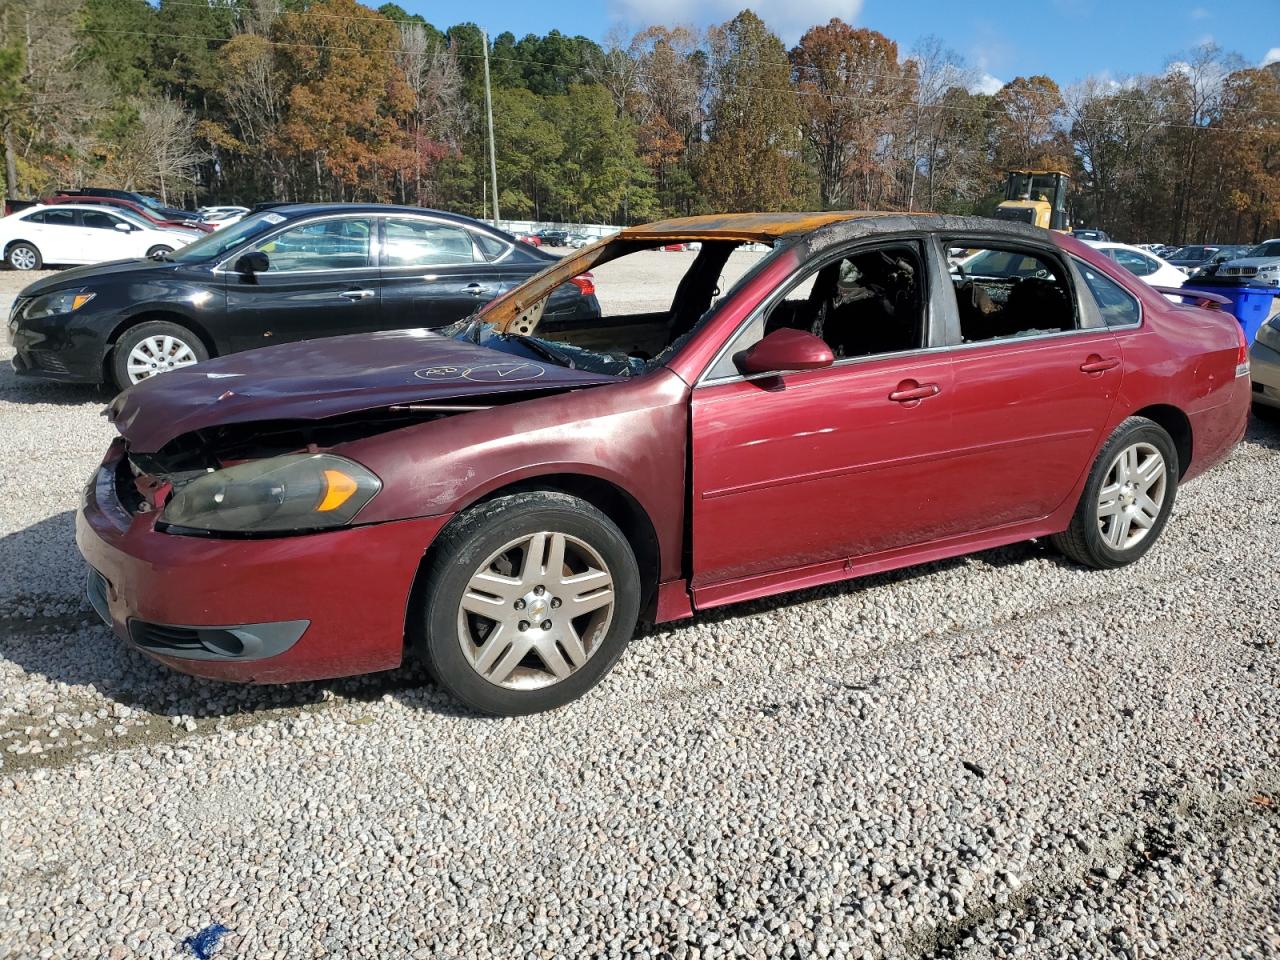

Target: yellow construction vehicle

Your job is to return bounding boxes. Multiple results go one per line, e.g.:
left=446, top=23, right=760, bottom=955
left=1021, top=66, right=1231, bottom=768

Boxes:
left=994, top=170, right=1071, bottom=231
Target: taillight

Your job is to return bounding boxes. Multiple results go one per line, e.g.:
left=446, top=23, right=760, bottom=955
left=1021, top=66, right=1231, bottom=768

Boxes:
left=569, top=273, right=595, bottom=297
left=1234, top=321, right=1249, bottom=378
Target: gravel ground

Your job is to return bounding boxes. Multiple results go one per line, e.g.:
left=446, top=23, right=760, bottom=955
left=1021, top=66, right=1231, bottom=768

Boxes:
left=1, top=261, right=1278, bottom=959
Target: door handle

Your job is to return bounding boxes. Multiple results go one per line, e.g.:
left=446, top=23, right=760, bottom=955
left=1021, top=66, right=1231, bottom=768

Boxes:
left=464, top=282, right=487, bottom=296
left=1079, top=355, right=1120, bottom=373
left=888, top=380, right=940, bottom=404
left=339, top=289, right=375, bottom=301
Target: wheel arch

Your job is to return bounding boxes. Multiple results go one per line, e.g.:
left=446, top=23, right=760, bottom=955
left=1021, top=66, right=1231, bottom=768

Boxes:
left=102, top=310, right=219, bottom=378
left=4, top=238, right=39, bottom=258
left=405, top=472, right=663, bottom=653
left=1130, top=403, right=1192, bottom=478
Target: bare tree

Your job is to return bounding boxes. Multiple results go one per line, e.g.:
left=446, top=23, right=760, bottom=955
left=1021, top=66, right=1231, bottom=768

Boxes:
left=111, top=98, right=206, bottom=202
left=397, top=22, right=466, bottom=203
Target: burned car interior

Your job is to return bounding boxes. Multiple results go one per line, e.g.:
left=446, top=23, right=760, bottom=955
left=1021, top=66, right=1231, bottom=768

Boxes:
left=951, top=244, right=1075, bottom=341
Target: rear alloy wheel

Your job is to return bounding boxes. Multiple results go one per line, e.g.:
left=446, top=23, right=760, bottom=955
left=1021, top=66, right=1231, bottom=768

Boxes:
left=7, top=242, right=41, bottom=271
left=419, top=491, right=641, bottom=715
left=1051, top=416, right=1178, bottom=568
left=111, top=320, right=209, bottom=392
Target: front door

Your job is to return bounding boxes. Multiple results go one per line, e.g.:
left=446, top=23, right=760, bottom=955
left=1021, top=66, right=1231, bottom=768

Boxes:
left=222, top=216, right=381, bottom=351
left=379, top=216, right=509, bottom=330
left=689, top=238, right=959, bottom=606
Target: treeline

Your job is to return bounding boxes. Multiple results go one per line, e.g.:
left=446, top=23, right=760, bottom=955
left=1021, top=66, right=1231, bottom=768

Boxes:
left=2, top=0, right=1278, bottom=243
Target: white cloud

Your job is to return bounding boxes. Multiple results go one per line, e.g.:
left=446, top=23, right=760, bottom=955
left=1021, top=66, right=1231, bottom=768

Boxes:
left=609, top=0, right=864, bottom=45
left=970, top=73, right=1004, bottom=95
left=1263, top=48, right=1280, bottom=67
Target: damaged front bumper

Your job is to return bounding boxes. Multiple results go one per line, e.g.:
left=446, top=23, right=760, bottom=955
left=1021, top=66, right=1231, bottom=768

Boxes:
left=76, top=439, right=452, bottom=683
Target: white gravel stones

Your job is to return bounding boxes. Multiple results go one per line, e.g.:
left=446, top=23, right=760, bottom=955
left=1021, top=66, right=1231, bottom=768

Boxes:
left=1, top=265, right=1278, bottom=958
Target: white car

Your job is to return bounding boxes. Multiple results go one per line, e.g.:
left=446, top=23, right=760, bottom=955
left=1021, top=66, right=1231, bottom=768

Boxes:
left=1085, top=241, right=1186, bottom=290
left=1, top=204, right=199, bottom=271
left=198, top=205, right=251, bottom=230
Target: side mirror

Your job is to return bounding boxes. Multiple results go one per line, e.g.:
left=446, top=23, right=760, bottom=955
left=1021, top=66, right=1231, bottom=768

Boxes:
left=235, top=251, right=269, bottom=274
left=114, top=222, right=132, bottom=232
left=739, top=328, right=834, bottom=377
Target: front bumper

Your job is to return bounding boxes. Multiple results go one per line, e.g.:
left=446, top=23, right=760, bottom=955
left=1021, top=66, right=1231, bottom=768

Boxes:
left=76, top=441, right=452, bottom=683
left=9, top=309, right=109, bottom=383
left=1250, top=338, right=1280, bottom=410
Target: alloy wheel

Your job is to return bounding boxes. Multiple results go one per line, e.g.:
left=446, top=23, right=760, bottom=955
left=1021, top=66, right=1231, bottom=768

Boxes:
left=9, top=247, right=37, bottom=270
left=1097, top=441, right=1167, bottom=550
left=456, top=531, right=615, bottom=690
left=126, top=335, right=200, bottom=383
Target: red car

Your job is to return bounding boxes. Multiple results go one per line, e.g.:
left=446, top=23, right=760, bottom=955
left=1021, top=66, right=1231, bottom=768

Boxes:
left=77, top=212, right=1250, bottom=714
left=42, top=194, right=215, bottom=233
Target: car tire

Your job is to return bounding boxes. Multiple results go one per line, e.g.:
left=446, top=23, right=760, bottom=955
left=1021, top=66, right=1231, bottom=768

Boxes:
left=7, top=242, right=42, bottom=271
left=110, top=320, right=210, bottom=392
left=418, top=491, right=641, bottom=715
left=1051, top=416, right=1179, bottom=569
left=146, top=245, right=175, bottom=258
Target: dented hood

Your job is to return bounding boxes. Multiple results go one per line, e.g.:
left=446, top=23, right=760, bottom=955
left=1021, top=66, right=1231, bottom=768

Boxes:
left=108, top=328, right=622, bottom=452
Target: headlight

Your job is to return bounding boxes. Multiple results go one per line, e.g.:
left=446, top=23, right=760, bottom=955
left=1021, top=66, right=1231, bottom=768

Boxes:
left=1257, top=319, right=1280, bottom=353
left=159, top=453, right=381, bottom=534
left=22, top=290, right=95, bottom=320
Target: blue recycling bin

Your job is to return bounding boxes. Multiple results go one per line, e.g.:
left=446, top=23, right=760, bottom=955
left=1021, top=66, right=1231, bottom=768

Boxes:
left=1180, top=281, right=1280, bottom=343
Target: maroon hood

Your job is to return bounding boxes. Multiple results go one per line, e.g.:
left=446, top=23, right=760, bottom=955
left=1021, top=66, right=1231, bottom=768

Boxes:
left=108, top=329, right=622, bottom=452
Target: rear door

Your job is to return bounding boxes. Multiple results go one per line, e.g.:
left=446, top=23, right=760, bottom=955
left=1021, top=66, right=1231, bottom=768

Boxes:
left=938, top=238, right=1122, bottom=532
left=21, top=209, right=84, bottom=263
left=378, top=216, right=508, bottom=330
left=221, top=215, right=381, bottom=350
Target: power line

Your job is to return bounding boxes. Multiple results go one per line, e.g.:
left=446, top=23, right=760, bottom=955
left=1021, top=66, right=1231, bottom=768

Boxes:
left=129, top=0, right=1280, bottom=118
left=77, top=26, right=1280, bottom=136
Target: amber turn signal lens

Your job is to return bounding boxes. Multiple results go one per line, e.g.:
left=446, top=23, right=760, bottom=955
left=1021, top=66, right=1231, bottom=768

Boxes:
left=71, top=293, right=96, bottom=311
left=317, top=469, right=359, bottom=512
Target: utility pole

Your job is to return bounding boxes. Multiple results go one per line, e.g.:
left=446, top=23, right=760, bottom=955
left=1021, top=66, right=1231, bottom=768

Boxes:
left=481, top=29, right=500, bottom=227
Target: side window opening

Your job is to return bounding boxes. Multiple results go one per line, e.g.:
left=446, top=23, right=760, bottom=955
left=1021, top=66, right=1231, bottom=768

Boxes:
left=763, top=242, right=927, bottom=359
left=949, top=243, right=1075, bottom=342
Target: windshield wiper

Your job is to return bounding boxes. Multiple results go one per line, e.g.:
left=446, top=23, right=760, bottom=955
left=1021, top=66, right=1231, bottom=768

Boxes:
left=506, top=334, right=575, bottom=368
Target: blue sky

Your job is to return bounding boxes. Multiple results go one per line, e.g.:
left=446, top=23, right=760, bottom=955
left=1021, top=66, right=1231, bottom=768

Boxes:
left=406, top=0, right=1280, bottom=87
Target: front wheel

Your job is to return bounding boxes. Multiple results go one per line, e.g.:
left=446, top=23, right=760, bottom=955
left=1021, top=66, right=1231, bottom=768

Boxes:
left=146, top=245, right=175, bottom=258
left=1051, top=416, right=1178, bottom=569
left=111, top=320, right=209, bottom=392
left=418, top=491, right=641, bottom=715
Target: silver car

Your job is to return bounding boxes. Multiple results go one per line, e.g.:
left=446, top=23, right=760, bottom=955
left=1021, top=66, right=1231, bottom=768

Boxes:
left=1218, top=238, right=1280, bottom=286
left=1251, top=312, right=1280, bottom=418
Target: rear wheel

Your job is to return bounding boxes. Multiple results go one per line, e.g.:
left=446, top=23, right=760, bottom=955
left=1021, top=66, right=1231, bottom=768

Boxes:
left=1051, top=416, right=1178, bottom=569
left=111, top=320, right=209, bottom=391
left=7, top=242, right=41, bottom=271
left=418, top=491, right=641, bottom=715
left=146, top=244, right=175, bottom=259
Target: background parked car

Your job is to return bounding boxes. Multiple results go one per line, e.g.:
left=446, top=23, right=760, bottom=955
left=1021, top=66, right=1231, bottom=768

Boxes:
left=0, top=204, right=198, bottom=271
left=54, top=188, right=200, bottom=226
left=1164, top=244, right=1224, bottom=273
left=1214, top=239, right=1280, bottom=286
left=1072, top=228, right=1110, bottom=241
left=198, top=205, right=250, bottom=229
left=9, top=203, right=600, bottom=390
left=43, top=194, right=215, bottom=233
left=515, top=232, right=542, bottom=247
left=1188, top=245, right=1253, bottom=277
left=566, top=233, right=592, bottom=249
left=1085, top=241, right=1187, bottom=289
left=537, top=228, right=569, bottom=246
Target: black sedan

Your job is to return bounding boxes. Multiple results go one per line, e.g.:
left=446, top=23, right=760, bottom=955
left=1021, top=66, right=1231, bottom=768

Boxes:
left=8, top=204, right=600, bottom=391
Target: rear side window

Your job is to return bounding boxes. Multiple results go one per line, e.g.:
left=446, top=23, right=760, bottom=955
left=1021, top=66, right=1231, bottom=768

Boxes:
left=1074, top=258, right=1140, bottom=327
left=474, top=232, right=510, bottom=261
left=25, top=210, right=77, bottom=227
left=948, top=243, right=1075, bottom=342
left=1110, top=248, right=1157, bottom=277
left=383, top=218, right=478, bottom=266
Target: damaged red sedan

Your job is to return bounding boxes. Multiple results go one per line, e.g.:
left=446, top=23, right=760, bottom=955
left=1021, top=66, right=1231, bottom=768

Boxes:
left=77, top=212, right=1250, bottom=714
